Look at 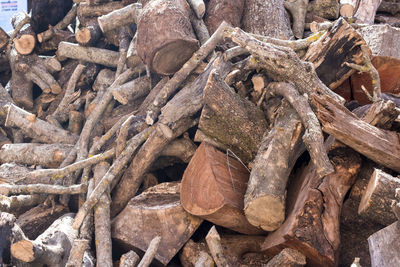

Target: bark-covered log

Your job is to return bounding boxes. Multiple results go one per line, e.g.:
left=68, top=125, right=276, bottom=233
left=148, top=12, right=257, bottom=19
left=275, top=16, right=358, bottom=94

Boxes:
left=98, top=3, right=141, bottom=33
left=11, top=213, right=77, bottom=266
left=16, top=204, right=69, bottom=240
left=313, top=95, right=400, bottom=172
left=136, top=0, right=199, bottom=75
left=307, top=0, right=339, bottom=20
left=76, top=20, right=102, bottom=47
left=0, top=143, right=73, bottom=168
left=4, top=104, right=78, bottom=145
left=358, top=169, right=400, bottom=225
left=77, top=1, right=124, bottom=17
left=354, top=0, right=382, bottom=24
left=0, top=194, right=46, bottom=215
left=262, top=144, right=361, bottom=266
left=112, top=76, right=150, bottom=105
left=198, top=70, right=268, bottom=164
left=181, top=142, right=264, bottom=235
left=368, top=221, right=400, bottom=267
left=112, top=182, right=203, bottom=265
left=0, top=183, right=87, bottom=196
left=357, top=25, right=400, bottom=59
left=11, top=12, right=36, bottom=55
left=204, top=0, right=244, bottom=34
left=303, top=18, right=367, bottom=90
left=242, top=0, right=292, bottom=39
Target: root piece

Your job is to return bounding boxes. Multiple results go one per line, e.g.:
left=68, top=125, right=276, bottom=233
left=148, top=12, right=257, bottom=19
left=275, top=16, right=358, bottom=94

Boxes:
left=98, top=3, right=142, bottom=33
left=0, top=183, right=87, bottom=196
left=242, top=0, right=292, bottom=39
left=265, top=248, right=306, bottom=267
left=57, top=42, right=120, bottom=67
left=226, top=27, right=344, bottom=104
left=137, top=0, right=199, bottom=75
left=358, top=169, right=400, bottom=225
left=37, top=4, right=78, bottom=43
left=284, top=0, right=309, bottom=39
left=206, top=226, right=228, bottom=267
left=120, top=251, right=140, bottom=267
left=11, top=213, right=77, bottom=266
left=93, top=162, right=113, bottom=267
left=145, top=21, right=228, bottom=125
left=4, top=104, right=78, bottom=144
left=112, top=76, right=151, bottom=105
left=0, top=143, right=73, bottom=168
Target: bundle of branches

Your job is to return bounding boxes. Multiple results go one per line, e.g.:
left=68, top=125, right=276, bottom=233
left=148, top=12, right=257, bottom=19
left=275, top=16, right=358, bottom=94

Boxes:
left=0, top=0, right=400, bottom=266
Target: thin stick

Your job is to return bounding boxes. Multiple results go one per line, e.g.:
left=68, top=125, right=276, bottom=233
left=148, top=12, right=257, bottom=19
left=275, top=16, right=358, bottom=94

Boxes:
left=116, top=115, right=135, bottom=157
left=0, top=183, right=87, bottom=196
left=137, top=236, right=162, bottom=267
left=73, top=127, right=153, bottom=230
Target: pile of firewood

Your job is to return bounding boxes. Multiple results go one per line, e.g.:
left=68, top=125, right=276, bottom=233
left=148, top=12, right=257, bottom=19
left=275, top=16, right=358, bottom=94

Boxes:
left=1, top=0, right=400, bottom=266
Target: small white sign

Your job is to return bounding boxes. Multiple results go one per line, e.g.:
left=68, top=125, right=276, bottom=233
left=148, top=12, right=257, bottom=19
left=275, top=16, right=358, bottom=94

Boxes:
left=0, top=0, right=27, bottom=33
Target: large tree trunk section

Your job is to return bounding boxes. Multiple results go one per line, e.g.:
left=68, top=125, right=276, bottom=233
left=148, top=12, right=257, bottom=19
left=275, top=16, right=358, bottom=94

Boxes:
left=262, top=145, right=361, bottom=267
left=197, top=70, right=268, bottom=164
left=11, top=12, right=36, bottom=55
left=368, top=221, right=400, bottom=267
left=16, top=204, right=69, bottom=240
left=0, top=143, right=73, bottom=168
left=181, top=142, right=264, bottom=235
left=357, top=25, right=400, bottom=59
left=242, top=0, right=293, bottom=39
left=204, top=0, right=244, bottom=34
left=112, top=182, right=203, bottom=265
left=11, top=213, right=77, bottom=266
left=313, top=95, right=400, bottom=173
left=358, top=169, right=400, bottom=226
left=303, top=18, right=367, bottom=90
left=136, top=0, right=199, bottom=75
left=244, top=103, right=304, bottom=232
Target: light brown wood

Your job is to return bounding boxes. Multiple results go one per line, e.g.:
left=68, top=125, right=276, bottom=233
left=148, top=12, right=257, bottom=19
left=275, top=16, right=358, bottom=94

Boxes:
left=181, top=142, right=264, bottom=235
left=112, top=182, right=203, bottom=265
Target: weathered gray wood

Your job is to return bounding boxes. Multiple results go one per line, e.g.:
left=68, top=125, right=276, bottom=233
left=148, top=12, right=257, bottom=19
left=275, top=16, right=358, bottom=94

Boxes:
left=368, top=221, right=400, bottom=267
left=358, top=25, right=400, bottom=59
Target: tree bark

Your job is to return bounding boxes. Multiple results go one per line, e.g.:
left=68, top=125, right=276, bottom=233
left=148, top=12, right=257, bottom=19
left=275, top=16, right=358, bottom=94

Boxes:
left=242, top=0, right=293, bottom=39
left=11, top=12, right=36, bottom=55
left=354, top=0, right=382, bottom=24
left=368, top=221, right=400, bottom=267
left=112, top=76, right=151, bottom=105
left=265, top=248, right=306, bottom=267
left=204, top=0, right=244, bottom=34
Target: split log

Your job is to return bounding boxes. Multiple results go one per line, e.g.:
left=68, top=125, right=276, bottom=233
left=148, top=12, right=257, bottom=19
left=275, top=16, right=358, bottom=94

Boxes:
left=98, top=3, right=141, bottom=33
left=57, top=42, right=120, bottom=67
left=360, top=99, right=400, bottom=130
left=119, top=250, right=140, bottom=267
left=358, top=169, right=400, bottom=225
left=303, top=18, right=367, bottom=90
left=93, top=162, right=113, bottom=267
left=136, top=0, right=199, bottom=75
left=313, top=95, right=400, bottom=172
left=11, top=12, right=36, bottom=55
left=242, top=0, right=292, bottom=39
left=112, top=182, right=203, bottom=265
left=181, top=142, right=263, bottom=235
left=0, top=143, right=73, bottom=168
left=204, top=0, right=244, bottom=34
left=354, top=0, right=382, bottom=24
left=11, top=213, right=78, bottom=266
left=197, top=70, right=268, bottom=164
left=262, top=144, right=362, bottom=266
left=265, top=248, right=306, bottom=267
left=112, top=76, right=151, bottom=105
left=16, top=204, right=69, bottom=240
left=368, top=221, right=400, bottom=267
left=4, top=103, right=79, bottom=145
left=357, top=25, right=400, bottom=59
left=307, top=0, right=339, bottom=20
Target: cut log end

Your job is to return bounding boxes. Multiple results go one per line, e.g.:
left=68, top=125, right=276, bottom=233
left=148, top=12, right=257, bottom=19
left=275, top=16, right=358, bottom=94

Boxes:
left=10, top=239, right=35, bottom=262
left=75, top=28, right=92, bottom=45
left=14, top=35, right=36, bottom=55
left=244, top=195, right=284, bottom=231
left=340, top=4, right=354, bottom=17
left=152, top=40, right=199, bottom=75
